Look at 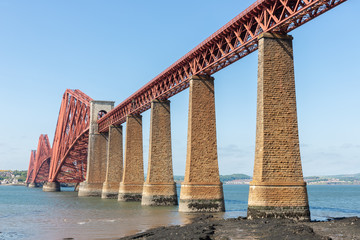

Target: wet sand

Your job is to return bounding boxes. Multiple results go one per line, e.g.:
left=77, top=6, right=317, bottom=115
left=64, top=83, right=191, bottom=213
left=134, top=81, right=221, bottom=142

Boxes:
left=119, top=215, right=360, bottom=240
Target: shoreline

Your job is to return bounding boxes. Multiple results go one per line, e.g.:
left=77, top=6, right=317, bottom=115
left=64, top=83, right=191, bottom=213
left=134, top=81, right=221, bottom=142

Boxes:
left=119, top=215, right=360, bottom=240
left=0, top=183, right=26, bottom=186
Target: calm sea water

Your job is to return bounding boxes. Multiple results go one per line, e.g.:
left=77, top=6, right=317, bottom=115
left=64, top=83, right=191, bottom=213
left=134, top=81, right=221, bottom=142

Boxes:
left=0, top=185, right=359, bottom=240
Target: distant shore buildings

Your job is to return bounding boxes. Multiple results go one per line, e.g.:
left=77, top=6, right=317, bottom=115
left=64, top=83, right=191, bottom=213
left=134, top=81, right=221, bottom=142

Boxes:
left=224, top=176, right=360, bottom=185
left=0, top=170, right=26, bottom=185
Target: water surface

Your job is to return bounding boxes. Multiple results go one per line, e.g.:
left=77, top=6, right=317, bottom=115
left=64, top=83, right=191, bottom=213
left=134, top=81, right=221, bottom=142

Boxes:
left=0, top=185, right=359, bottom=239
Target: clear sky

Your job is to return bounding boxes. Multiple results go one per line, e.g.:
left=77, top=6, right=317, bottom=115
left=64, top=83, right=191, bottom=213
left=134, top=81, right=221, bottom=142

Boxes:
left=0, top=1, right=359, bottom=177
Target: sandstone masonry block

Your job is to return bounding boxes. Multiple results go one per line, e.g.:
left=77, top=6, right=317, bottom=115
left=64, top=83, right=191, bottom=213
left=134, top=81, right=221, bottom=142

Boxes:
left=78, top=101, right=114, bottom=197
left=118, top=114, right=144, bottom=201
left=102, top=125, right=123, bottom=199
left=179, top=75, right=224, bottom=212
left=247, top=33, right=309, bottom=220
left=142, top=99, right=177, bottom=206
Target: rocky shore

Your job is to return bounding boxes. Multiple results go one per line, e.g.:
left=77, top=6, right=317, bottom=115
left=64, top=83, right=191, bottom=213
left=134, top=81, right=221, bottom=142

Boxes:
left=119, top=215, right=360, bottom=240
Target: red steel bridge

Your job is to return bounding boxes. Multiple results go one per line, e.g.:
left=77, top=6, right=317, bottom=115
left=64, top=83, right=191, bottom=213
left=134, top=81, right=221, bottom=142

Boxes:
left=26, top=0, right=346, bottom=185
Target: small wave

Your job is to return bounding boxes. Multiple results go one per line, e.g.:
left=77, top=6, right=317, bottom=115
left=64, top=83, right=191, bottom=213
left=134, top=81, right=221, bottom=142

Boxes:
left=99, top=219, right=116, bottom=223
left=311, top=206, right=360, bottom=214
left=77, top=220, right=91, bottom=225
left=0, top=231, right=27, bottom=240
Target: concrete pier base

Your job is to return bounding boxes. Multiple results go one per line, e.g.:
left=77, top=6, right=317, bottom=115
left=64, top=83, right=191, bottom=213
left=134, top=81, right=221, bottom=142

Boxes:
left=247, top=205, right=310, bottom=221
left=179, top=183, right=224, bottom=212
left=28, top=182, right=38, bottom=188
left=142, top=183, right=177, bottom=206
left=43, top=181, right=60, bottom=192
left=118, top=183, right=143, bottom=201
left=179, top=75, right=224, bottom=212
left=247, top=184, right=310, bottom=221
left=78, top=182, right=104, bottom=197
left=102, top=182, right=120, bottom=199
left=247, top=33, right=310, bottom=221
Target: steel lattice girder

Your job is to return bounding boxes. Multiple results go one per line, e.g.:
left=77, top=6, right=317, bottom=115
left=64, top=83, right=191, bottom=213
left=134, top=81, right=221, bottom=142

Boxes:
left=97, top=0, right=346, bottom=133
left=48, top=89, right=92, bottom=183
left=53, top=130, right=89, bottom=183
left=30, top=134, right=52, bottom=183
left=34, top=158, right=51, bottom=183
left=25, top=150, right=36, bottom=183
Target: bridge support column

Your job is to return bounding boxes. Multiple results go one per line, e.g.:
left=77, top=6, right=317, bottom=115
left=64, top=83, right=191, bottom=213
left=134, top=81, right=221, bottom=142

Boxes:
left=118, top=114, right=144, bottom=201
left=247, top=33, right=310, bottom=221
left=43, top=181, right=60, bottom=192
left=78, top=101, right=114, bottom=197
left=179, top=75, right=224, bottom=212
left=28, top=182, right=39, bottom=188
left=102, top=125, right=123, bottom=199
left=142, top=99, right=177, bottom=206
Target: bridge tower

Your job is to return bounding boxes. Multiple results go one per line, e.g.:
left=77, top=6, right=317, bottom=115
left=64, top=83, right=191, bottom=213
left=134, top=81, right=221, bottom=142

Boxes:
left=247, top=33, right=310, bottom=220
left=78, top=100, right=114, bottom=197
left=27, top=134, right=51, bottom=188
left=26, top=150, right=36, bottom=187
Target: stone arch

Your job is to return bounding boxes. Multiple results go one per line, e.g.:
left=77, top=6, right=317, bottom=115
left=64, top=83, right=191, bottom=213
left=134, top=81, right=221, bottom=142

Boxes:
left=97, top=110, right=107, bottom=120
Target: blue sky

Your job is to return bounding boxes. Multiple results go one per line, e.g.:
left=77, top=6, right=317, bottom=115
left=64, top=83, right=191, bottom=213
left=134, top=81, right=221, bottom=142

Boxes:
left=0, top=1, right=359, bottom=177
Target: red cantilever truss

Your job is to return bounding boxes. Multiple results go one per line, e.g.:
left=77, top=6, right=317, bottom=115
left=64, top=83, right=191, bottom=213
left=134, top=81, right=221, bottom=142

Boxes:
left=48, top=89, right=93, bottom=183
left=25, top=150, right=36, bottom=183
left=25, top=135, right=51, bottom=184
left=98, top=0, right=346, bottom=132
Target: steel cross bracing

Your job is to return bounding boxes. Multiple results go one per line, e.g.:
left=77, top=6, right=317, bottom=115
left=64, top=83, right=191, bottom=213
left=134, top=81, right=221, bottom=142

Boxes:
left=33, top=134, right=51, bottom=183
left=98, top=0, right=346, bottom=132
left=48, top=89, right=93, bottom=183
left=25, top=150, right=36, bottom=183
left=25, top=135, right=52, bottom=184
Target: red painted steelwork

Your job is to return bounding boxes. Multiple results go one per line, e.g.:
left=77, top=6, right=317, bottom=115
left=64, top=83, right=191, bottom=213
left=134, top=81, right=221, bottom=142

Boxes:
left=48, top=89, right=93, bottom=183
left=33, top=135, right=52, bottom=183
left=98, top=0, right=346, bottom=132
left=25, top=135, right=52, bottom=184
left=25, top=150, right=36, bottom=183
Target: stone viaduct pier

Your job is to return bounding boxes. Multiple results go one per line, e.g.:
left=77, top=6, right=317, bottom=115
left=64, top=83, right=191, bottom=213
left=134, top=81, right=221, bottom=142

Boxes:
left=26, top=0, right=347, bottom=221
left=76, top=32, right=308, bottom=218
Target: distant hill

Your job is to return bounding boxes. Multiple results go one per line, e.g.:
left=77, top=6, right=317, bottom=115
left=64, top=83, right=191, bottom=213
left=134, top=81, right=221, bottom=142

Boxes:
left=220, top=174, right=251, bottom=182
left=326, top=173, right=360, bottom=180
left=305, top=173, right=360, bottom=180
left=304, top=173, right=360, bottom=185
left=174, top=173, right=360, bottom=185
